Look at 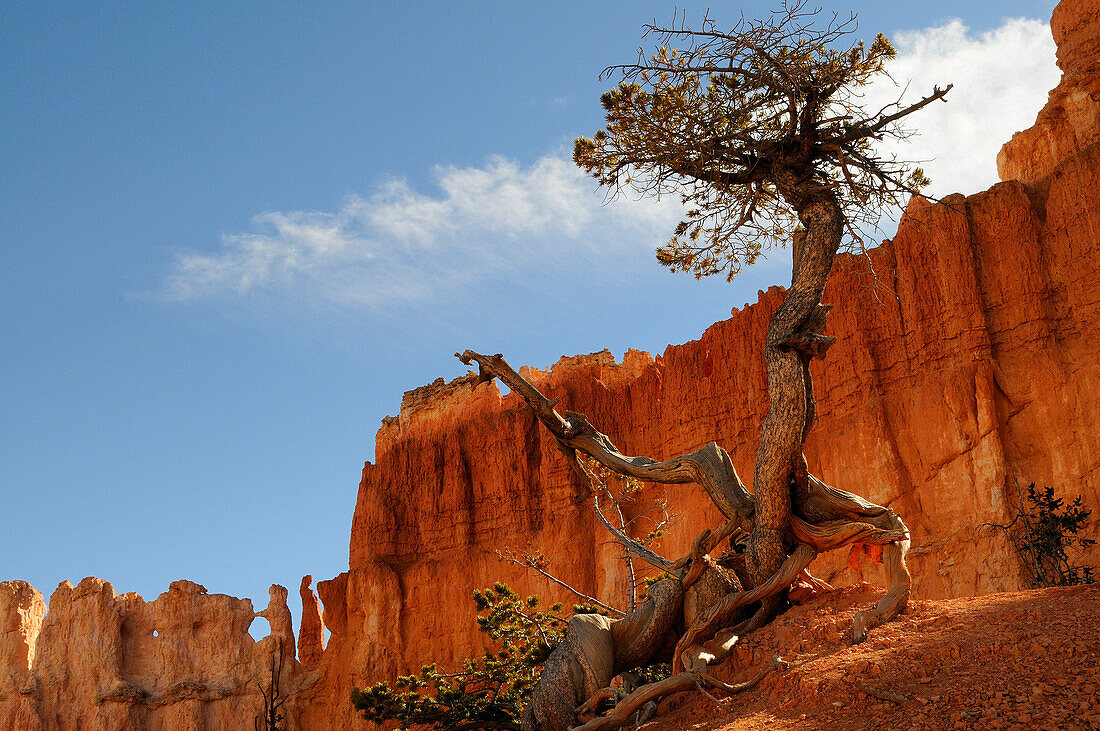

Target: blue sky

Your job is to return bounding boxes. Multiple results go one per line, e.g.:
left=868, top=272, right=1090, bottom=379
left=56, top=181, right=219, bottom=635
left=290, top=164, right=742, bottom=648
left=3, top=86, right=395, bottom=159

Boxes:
left=1, top=1, right=1058, bottom=632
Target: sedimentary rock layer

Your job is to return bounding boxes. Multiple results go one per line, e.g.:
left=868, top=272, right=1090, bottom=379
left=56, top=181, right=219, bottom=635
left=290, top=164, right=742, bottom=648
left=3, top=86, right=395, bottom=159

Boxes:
left=1, top=1, right=1097, bottom=728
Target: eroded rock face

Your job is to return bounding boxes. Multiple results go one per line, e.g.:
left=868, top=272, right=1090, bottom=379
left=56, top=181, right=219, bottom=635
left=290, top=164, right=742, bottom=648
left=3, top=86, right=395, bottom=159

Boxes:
left=0, top=582, right=46, bottom=730
left=1, top=2, right=1098, bottom=729
left=0, top=577, right=319, bottom=730
left=997, top=0, right=1100, bottom=185
left=298, top=576, right=325, bottom=669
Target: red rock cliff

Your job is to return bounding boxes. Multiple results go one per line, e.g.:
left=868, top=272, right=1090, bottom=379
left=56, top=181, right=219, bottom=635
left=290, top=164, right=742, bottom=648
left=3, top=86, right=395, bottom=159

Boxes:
left=2, top=2, right=1098, bottom=728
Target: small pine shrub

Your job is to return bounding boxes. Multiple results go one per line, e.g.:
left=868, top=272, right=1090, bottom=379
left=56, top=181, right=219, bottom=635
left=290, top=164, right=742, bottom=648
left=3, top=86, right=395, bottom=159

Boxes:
left=987, top=482, right=1095, bottom=588
left=350, top=582, right=675, bottom=729
left=350, top=583, right=565, bottom=730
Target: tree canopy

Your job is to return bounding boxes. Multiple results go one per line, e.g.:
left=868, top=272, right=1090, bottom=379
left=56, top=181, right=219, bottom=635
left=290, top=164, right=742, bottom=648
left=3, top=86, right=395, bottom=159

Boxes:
left=574, top=0, right=949, bottom=280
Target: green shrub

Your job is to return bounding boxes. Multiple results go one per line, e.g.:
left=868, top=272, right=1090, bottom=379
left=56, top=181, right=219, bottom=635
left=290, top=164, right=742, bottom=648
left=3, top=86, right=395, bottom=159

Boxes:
left=987, top=482, right=1095, bottom=588
left=350, top=583, right=565, bottom=730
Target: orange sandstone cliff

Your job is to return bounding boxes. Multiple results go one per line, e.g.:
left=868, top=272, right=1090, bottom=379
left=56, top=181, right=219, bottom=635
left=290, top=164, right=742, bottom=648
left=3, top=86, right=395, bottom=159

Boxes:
left=2, top=2, right=1099, bottom=728
left=299, top=2, right=1100, bottom=722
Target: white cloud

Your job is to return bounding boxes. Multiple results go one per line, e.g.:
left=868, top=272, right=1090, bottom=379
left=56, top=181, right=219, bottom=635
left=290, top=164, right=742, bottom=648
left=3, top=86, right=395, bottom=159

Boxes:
left=159, top=16, right=1058, bottom=309
left=160, top=154, right=682, bottom=309
left=863, top=17, right=1058, bottom=197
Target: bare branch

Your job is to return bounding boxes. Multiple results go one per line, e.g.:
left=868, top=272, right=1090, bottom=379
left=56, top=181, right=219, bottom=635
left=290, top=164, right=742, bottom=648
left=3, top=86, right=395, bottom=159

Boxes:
left=858, top=83, right=954, bottom=139
left=592, top=491, right=675, bottom=574
left=455, top=350, right=756, bottom=525
left=496, top=548, right=626, bottom=617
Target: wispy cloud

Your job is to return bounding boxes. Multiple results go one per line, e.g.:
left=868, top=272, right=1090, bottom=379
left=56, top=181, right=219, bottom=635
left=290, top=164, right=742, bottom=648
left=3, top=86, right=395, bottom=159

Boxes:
left=158, top=16, right=1057, bottom=309
left=160, top=155, right=682, bottom=309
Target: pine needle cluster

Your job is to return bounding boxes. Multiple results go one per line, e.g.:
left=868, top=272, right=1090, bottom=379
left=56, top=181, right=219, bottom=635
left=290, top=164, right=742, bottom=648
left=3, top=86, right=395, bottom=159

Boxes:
left=573, top=0, right=949, bottom=280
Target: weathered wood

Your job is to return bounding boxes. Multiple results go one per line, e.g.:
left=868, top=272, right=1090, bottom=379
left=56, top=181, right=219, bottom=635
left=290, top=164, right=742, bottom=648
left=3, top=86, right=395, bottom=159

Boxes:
left=456, top=350, right=756, bottom=528
left=459, top=348, right=913, bottom=727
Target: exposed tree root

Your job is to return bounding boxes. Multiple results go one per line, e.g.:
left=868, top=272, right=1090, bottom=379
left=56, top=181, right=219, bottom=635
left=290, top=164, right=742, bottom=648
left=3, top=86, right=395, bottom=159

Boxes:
left=523, top=580, right=683, bottom=731
left=696, top=654, right=787, bottom=695
left=570, top=656, right=786, bottom=731
left=673, top=545, right=815, bottom=673
left=852, top=511, right=911, bottom=643
left=571, top=672, right=698, bottom=731
left=799, top=568, right=833, bottom=592
left=573, top=687, right=618, bottom=722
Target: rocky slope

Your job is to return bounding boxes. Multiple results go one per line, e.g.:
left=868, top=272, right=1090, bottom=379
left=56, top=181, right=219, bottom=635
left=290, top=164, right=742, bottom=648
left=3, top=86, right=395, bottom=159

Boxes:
left=2, top=1, right=1098, bottom=728
left=645, top=582, right=1100, bottom=730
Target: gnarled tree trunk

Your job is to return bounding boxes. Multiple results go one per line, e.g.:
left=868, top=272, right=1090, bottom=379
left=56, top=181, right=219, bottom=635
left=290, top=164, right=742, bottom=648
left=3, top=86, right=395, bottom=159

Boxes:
left=748, top=186, right=843, bottom=621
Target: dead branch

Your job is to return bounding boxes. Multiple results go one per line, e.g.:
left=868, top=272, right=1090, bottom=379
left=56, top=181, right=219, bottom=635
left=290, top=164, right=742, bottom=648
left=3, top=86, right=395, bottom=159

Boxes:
left=497, top=548, right=626, bottom=617
left=457, top=350, right=756, bottom=527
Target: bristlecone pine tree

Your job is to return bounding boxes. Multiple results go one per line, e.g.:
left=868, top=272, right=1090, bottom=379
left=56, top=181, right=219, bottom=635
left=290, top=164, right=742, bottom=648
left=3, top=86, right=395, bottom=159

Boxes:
left=449, top=3, right=951, bottom=729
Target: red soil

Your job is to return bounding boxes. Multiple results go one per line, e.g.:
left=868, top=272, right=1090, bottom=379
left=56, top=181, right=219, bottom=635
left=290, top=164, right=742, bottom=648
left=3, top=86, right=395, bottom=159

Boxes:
left=644, top=583, right=1100, bottom=730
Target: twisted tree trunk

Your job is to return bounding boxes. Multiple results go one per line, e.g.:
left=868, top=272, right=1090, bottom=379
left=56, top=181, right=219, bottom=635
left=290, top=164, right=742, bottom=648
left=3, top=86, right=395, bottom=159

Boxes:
left=458, top=187, right=910, bottom=727
left=748, top=187, right=844, bottom=622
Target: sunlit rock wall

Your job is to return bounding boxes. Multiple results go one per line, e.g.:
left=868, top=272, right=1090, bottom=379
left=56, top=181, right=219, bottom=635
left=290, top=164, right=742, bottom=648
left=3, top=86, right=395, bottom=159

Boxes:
left=303, top=2, right=1100, bottom=722
left=1, top=1, right=1097, bottom=728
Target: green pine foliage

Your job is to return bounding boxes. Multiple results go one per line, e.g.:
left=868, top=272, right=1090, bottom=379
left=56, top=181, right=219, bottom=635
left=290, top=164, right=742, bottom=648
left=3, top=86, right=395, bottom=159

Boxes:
left=985, top=482, right=1096, bottom=587
left=630, top=662, right=672, bottom=687
left=1013, top=483, right=1095, bottom=587
left=350, top=583, right=566, bottom=730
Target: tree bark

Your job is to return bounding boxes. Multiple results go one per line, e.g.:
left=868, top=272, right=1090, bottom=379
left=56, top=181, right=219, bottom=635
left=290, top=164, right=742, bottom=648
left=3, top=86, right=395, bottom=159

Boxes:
left=747, top=188, right=843, bottom=612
